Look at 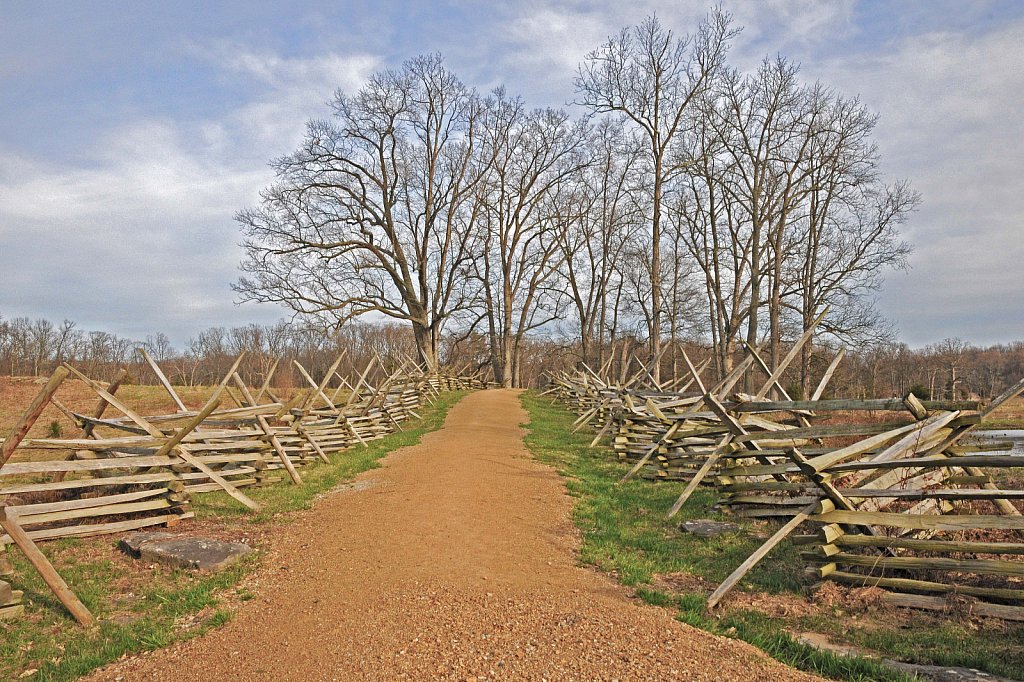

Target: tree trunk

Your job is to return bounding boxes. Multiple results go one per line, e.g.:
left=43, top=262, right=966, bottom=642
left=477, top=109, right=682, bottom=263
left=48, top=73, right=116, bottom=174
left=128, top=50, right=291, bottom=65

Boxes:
left=411, top=321, right=438, bottom=371
left=745, top=217, right=762, bottom=392
left=769, top=270, right=781, bottom=397
left=512, top=342, right=522, bottom=388
left=800, top=336, right=811, bottom=400
left=651, top=163, right=662, bottom=383
left=581, top=332, right=591, bottom=372
left=502, top=339, right=514, bottom=388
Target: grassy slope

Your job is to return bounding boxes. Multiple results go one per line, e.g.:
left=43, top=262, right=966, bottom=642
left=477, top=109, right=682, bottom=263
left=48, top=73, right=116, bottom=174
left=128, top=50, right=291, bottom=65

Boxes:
left=982, top=395, right=1024, bottom=430
left=0, top=390, right=465, bottom=682
left=520, top=391, right=1024, bottom=682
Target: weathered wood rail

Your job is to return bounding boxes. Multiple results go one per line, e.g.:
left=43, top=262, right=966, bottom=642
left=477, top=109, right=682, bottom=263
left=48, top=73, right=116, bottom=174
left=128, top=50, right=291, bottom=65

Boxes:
left=546, top=341, right=1024, bottom=620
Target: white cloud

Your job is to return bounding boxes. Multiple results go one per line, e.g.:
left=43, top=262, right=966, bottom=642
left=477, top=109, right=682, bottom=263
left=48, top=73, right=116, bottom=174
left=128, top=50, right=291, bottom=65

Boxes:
left=801, top=20, right=1024, bottom=344
left=0, top=47, right=380, bottom=345
left=196, top=44, right=381, bottom=149
left=0, top=122, right=264, bottom=222
left=446, top=0, right=859, bottom=106
left=223, top=50, right=378, bottom=91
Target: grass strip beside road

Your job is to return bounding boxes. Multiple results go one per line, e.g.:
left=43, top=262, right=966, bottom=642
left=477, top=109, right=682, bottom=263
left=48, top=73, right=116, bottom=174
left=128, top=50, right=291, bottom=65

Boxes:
left=519, top=391, right=1024, bottom=682
left=0, top=390, right=465, bottom=682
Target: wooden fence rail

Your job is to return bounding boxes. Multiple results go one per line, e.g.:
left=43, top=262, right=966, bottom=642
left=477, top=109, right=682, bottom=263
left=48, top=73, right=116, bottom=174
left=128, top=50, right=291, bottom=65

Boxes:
left=546, top=345, right=1024, bottom=620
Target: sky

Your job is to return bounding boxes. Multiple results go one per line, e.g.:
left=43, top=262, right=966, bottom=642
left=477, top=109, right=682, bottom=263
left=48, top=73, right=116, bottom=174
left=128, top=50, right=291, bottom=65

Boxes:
left=1, top=0, right=1022, bottom=349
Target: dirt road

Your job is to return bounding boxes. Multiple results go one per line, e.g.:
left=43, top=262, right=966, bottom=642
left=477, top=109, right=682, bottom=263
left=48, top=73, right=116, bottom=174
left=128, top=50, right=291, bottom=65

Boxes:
left=88, top=389, right=819, bottom=682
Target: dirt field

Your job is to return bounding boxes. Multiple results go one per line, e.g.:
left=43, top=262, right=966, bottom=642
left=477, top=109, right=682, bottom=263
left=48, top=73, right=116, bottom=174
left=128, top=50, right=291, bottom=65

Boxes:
left=0, top=376, right=302, bottom=465
left=82, top=389, right=818, bottom=682
left=0, top=376, right=220, bottom=436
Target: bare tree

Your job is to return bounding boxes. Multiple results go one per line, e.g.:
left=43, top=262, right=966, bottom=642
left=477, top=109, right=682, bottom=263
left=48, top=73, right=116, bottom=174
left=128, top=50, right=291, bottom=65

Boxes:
left=702, top=57, right=819, bottom=386
left=169, top=350, right=203, bottom=387
left=660, top=216, right=702, bottom=381
left=672, top=95, right=752, bottom=379
left=934, top=337, right=970, bottom=399
left=477, top=90, right=590, bottom=387
left=142, top=332, right=174, bottom=363
left=26, top=318, right=57, bottom=376
left=575, top=10, right=735, bottom=381
left=558, top=118, right=643, bottom=368
left=53, top=319, right=82, bottom=365
left=787, top=91, right=917, bottom=393
left=236, top=54, right=487, bottom=369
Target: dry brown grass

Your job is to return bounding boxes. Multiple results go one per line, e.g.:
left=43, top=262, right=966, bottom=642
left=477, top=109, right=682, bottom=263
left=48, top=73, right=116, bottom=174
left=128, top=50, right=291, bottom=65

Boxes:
left=0, top=376, right=304, bottom=464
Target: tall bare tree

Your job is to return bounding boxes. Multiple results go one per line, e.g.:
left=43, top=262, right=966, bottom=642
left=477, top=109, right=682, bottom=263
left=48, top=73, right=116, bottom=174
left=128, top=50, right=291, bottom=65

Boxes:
left=477, top=90, right=590, bottom=387
left=705, top=57, right=819, bottom=382
left=788, top=91, right=916, bottom=393
left=672, top=94, right=752, bottom=379
left=235, top=54, right=486, bottom=369
left=558, top=118, right=643, bottom=368
left=575, top=10, right=735, bottom=381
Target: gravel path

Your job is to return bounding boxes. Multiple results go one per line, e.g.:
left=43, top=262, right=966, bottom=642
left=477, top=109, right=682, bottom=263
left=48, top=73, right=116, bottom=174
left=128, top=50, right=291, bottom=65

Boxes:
left=87, top=389, right=821, bottom=682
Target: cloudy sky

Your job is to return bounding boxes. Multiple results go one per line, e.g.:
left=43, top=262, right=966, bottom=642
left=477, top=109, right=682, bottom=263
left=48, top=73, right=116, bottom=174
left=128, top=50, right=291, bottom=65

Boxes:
left=2, top=0, right=1022, bottom=348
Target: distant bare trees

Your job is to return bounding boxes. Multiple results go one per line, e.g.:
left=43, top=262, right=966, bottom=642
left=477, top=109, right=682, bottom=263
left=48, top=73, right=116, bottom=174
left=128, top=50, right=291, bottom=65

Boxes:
left=0, top=313, right=426, bottom=393
left=0, top=315, right=135, bottom=379
left=6, top=309, right=1024, bottom=402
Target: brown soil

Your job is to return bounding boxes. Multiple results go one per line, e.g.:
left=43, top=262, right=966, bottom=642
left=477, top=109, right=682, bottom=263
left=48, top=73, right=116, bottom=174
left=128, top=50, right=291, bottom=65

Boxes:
left=84, top=389, right=821, bottom=682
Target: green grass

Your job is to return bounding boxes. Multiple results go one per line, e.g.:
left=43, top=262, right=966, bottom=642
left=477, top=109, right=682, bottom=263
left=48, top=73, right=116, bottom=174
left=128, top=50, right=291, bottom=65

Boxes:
left=519, top=391, right=1024, bottom=681
left=0, top=391, right=465, bottom=682
left=0, top=546, right=254, bottom=681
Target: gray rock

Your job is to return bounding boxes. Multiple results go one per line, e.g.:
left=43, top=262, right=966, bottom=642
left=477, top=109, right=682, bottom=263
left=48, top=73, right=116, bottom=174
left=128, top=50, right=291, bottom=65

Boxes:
left=120, top=533, right=253, bottom=572
left=680, top=519, right=742, bottom=537
left=119, top=532, right=178, bottom=557
left=883, top=661, right=1013, bottom=682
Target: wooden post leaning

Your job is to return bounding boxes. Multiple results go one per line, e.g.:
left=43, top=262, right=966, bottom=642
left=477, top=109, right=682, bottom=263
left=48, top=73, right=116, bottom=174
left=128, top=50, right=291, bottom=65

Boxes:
left=296, top=424, right=331, bottom=464
left=0, top=506, right=94, bottom=625
left=52, top=368, right=131, bottom=483
left=0, top=366, right=70, bottom=467
left=256, top=415, right=302, bottom=485
left=140, top=349, right=188, bottom=412
left=706, top=498, right=821, bottom=609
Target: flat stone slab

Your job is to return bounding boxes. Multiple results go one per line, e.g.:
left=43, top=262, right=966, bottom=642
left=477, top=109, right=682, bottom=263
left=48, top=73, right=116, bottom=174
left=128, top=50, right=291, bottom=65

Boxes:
left=120, top=532, right=177, bottom=556
left=120, top=533, right=253, bottom=572
left=884, top=661, right=1013, bottom=682
left=679, top=519, right=742, bottom=537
